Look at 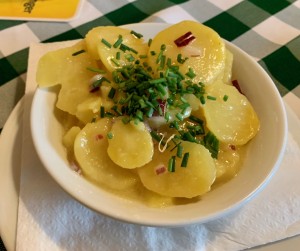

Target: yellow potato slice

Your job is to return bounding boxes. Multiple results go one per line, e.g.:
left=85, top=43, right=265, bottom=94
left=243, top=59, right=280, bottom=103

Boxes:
left=214, top=143, right=241, bottom=183
left=137, top=141, right=216, bottom=198
left=216, top=49, right=233, bottom=84
left=74, top=118, right=138, bottom=190
left=202, top=81, right=260, bottom=145
left=85, top=26, right=148, bottom=72
left=63, top=126, right=81, bottom=151
left=107, top=119, right=154, bottom=169
left=36, top=40, right=99, bottom=115
left=147, top=20, right=226, bottom=85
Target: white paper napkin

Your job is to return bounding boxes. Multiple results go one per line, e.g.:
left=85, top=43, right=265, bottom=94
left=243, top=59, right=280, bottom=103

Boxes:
left=16, top=42, right=300, bottom=251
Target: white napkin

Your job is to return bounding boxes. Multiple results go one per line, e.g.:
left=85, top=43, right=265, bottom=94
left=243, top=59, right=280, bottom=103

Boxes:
left=16, top=42, right=300, bottom=251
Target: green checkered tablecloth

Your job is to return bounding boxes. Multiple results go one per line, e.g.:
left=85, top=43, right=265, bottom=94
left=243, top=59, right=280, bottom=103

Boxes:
left=0, top=0, right=299, bottom=250
left=1, top=0, right=300, bottom=133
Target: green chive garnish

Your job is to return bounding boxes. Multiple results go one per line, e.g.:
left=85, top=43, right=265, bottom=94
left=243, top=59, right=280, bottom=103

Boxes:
left=223, top=95, right=229, bottom=101
left=150, top=131, right=162, bottom=142
left=200, top=95, right=206, bottom=104
left=168, top=156, right=176, bottom=172
left=100, top=106, right=105, bottom=118
left=176, top=113, right=184, bottom=121
left=72, top=49, right=86, bottom=56
left=107, top=132, right=113, bottom=139
left=113, top=35, right=123, bottom=48
left=111, top=58, right=120, bottom=67
left=185, top=68, right=196, bottom=79
left=207, top=95, right=217, bottom=100
left=116, top=51, right=121, bottom=60
left=101, top=38, right=112, bottom=48
left=108, top=87, right=116, bottom=99
left=131, top=30, right=143, bottom=39
left=86, top=67, right=106, bottom=74
left=150, top=50, right=156, bottom=56
left=181, top=152, right=189, bottom=167
left=176, top=144, right=183, bottom=158
left=148, top=38, right=152, bottom=47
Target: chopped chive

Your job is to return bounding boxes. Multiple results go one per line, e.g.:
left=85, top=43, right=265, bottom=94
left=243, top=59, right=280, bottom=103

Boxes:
left=112, top=105, right=123, bottom=116
left=148, top=38, right=153, bottom=47
left=138, top=98, right=147, bottom=108
left=175, top=113, right=184, bottom=121
left=131, top=30, right=143, bottom=39
left=101, top=38, right=112, bottom=48
left=182, top=131, right=196, bottom=142
left=125, top=54, right=135, bottom=62
left=156, top=51, right=163, bottom=64
left=100, top=106, right=105, bottom=118
left=86, top=67, right=106, bottom=74
left=164, top=111, right=171, bottom=122
left=168, top=156, right=176, bottom=172
left=160, top=55, right=166, bottom=69
left=107, top=132, right=113, bottom=139
left=146, top=107, right=154, bottom=118
left=223, top=94, right=229, bottom=101
left=119, top=43, right=138, bottom=54
left=177, top=53, right=188, bottom=64
left=129, top=47, right=138, bottom=54
left=181, top=152, right=189, bottom=167
left=122, top=117, right=130, bottom=124
left=200, top=95, right=206, bottom=104
left=185, top=67, right=196, bottom=79
left=135, top=110, right=144, bottom=121
left=207, top=95, right=217, bottom=100
left=108, top=87, right=116, bottom=99
left=160, top=44, right=166, bottom=51
left=203, top=131, right=219, bottom=158
left=139, top=54, right=148, bottom=59
left=113, top=35, right=123, bottom=48
left=120, top=43, right=130, bottom=52
left=150, top=50, right=156, bottom=56
left=150, top=131, right=162, bottom=142
left=189, top=115, right=203, bottom=124
left=176, top=144, right=183, bottom=158
left=111, top=58, right=120, bottom=67
left=116, top=51, right=121, bottom=60
left=104, top=112, right=114, bottom=118
left=72, top=49, right=86, bottom=56
left=170, top=120, right=179, bottom=130
left=91, top=117, right=96, bottom=123
left=156, top=83, right=167, bottom=96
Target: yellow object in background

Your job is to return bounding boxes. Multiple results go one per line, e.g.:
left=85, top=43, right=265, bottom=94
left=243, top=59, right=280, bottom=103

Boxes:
left=0, top=0, right=83, bottom=21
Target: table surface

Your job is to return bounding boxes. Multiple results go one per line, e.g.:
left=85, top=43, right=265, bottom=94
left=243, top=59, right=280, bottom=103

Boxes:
left=0, top=0, right=299, bottom=250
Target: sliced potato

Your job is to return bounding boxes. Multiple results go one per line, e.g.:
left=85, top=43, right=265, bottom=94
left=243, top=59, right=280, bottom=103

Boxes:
left=137, top=141, right=216, bottom=198
left=214, top=143, right=240, bottom=182
left=74, top=118, right=138, bottom=190
left=63, top=126, right=81, bottom=150
left=202, top=81, right=260, bottom=145
left=216, top=49, right=233, bottom=84
left=85, top=26, right=148, bottom=72
left=36, top=40, right=99, bottom=115
left=147, top=20, right=225, bottom=85
left=107, top=119, right=154, bottom=169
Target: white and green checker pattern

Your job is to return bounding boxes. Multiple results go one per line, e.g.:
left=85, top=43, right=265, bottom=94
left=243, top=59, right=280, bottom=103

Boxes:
left=0, top=1, right=299, bottom=248
left=0, top=0, right=299, bottom=132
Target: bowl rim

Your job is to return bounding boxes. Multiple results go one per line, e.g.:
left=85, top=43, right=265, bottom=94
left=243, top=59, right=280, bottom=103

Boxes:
left=30, top=22, right=288, bottom=227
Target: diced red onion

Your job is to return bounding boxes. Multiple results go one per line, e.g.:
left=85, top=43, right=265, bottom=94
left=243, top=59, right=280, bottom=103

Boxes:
left=174, top=32, right=196, bottom=47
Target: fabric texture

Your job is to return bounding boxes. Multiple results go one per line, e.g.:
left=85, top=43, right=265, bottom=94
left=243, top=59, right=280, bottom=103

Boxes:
left=0, top=0, right=300, bottom=250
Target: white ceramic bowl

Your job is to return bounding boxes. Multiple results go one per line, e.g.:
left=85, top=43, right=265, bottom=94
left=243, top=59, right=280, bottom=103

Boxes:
left=31, top=23, right=287, bottom=227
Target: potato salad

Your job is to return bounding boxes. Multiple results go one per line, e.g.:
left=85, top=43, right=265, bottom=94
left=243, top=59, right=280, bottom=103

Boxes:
left=36, top=21, right=260, bottom=206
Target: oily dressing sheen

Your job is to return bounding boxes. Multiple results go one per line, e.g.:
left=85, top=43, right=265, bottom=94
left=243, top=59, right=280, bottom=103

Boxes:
left=36, top=21, right=260, bottom=207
